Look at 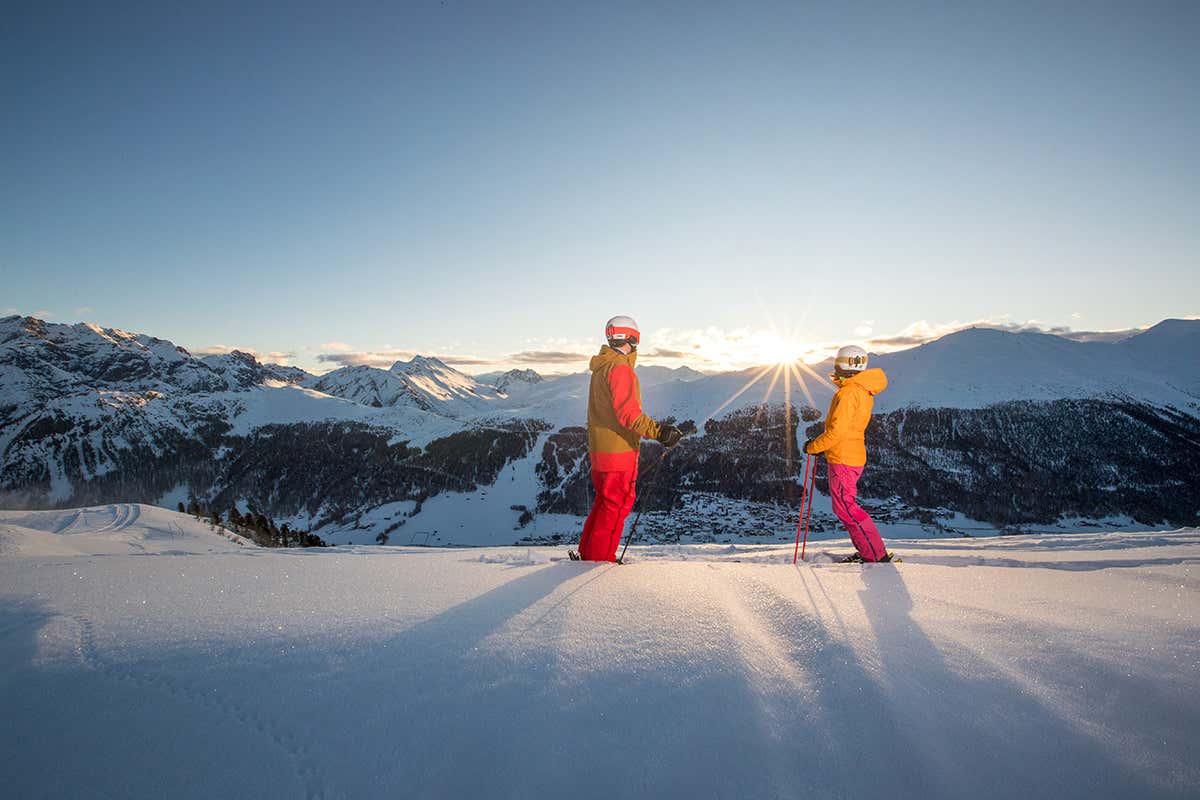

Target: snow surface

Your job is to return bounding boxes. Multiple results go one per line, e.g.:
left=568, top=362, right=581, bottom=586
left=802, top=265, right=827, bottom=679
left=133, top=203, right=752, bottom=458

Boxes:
left=2, top=505, right=1197, bottom=799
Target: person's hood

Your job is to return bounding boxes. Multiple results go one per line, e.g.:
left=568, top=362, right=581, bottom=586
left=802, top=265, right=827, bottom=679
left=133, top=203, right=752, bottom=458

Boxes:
left=589, top=345, right=637, bottom=372
left=837, top=367, right=887, bottom=395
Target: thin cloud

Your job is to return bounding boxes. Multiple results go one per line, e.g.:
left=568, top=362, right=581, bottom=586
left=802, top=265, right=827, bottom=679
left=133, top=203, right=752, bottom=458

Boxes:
left=438, top=356, right=500, bottom=367
left=193, top=345, right=257, bottom=357
left=264, top=351, right=296, bottom=365
left=193, top=345, right=252, bottom=357
left=644, top=348, right=690, bottom=359
left=320, top=341, right=355, bottom=353
left=509, top=350, right=589, bottom=364
left=33, top=310, right=54, bottom=319
left=316, top=351, right=409, bottom=368
left=74, top=306, right=94, bottom=317
left=315, top=349, right=496, bottom=369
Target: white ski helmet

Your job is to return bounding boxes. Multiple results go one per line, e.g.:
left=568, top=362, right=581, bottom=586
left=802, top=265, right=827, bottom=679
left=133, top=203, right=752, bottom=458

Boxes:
left=605, top=315, right=640, bottom=349
left=834, top=345, right=869, bottom=374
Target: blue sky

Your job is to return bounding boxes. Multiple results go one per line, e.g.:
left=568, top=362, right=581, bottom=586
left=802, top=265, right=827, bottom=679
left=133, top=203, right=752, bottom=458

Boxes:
left=3, top=1, right=1197, bottom=373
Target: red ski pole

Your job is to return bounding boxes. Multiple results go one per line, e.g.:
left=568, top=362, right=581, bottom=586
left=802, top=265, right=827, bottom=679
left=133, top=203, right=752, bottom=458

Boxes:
left=793, top=454, right=814, bottom=564
left=800, top=456, right=817, bottom=561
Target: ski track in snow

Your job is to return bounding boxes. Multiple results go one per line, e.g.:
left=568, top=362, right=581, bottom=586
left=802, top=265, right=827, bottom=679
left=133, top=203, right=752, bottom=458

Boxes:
left=1, top=504, right=1198, bottom=799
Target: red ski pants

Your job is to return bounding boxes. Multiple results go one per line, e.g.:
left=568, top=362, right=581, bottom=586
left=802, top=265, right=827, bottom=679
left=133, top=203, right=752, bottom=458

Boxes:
left=578, top=467, right=638, bottom=562
left=828, top=462, right=887, bottom=562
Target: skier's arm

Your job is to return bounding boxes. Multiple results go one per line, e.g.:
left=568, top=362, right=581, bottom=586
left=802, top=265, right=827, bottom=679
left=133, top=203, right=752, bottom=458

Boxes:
left=608, top=365, right=661, bottom=440
left=807, top=393, right=857, bottom=454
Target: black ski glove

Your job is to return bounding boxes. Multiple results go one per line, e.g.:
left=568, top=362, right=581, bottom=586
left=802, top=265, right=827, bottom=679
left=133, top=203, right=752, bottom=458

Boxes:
left=803, top=439, right=819, bottom=455
left=657, top=424, right=684, bottom=448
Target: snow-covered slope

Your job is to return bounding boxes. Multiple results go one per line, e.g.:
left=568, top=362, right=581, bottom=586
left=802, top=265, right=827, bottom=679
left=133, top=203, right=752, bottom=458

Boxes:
left=0, top=315, right=227, bottom=400
left=4, top=315, right=1197, bottom=529
left=0, top=503, right=249, bottom=556
left=489, top=321, right=1200, bottom=427
left=200, top=350, right=310, bottom=388
left=858, top=321, right=1200, bottom=412
left=302, top=356, right=504, bottom=415
left=488, top=368, right=545, bottom=394
left=0, top=317, right=480, bottom=506
left=1, top=518, right=1196, bottom=799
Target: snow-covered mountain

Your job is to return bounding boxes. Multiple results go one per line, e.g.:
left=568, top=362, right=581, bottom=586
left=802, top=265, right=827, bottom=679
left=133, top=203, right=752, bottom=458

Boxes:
left=493, top=368, right=544, bottom=394
left=302, top=356, right=503, bottom=415
left=1, top=316, right=227, bottom=398
left=201, top=350, right=310, bottom=388
left=491, top=321, right=1200, bottom=429
left=0, top=316, right=461, bottom=507
left=2, top=314, right=1198, bottom=536
left=855, top=320, right=1200, bottom=412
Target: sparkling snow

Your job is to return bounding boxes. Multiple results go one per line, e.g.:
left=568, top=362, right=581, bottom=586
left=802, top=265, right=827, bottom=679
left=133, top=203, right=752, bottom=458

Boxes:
left=1, top=504, right=1198, bottom=799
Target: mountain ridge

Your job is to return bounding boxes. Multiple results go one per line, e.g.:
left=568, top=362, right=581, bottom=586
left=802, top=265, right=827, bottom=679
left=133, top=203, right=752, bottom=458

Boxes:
left=2, top=314, right=1197, bottom=533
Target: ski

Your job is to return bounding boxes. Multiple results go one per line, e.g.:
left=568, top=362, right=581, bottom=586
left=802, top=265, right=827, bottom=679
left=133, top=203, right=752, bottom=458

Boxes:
left=838, top=551, right=901, bottom=564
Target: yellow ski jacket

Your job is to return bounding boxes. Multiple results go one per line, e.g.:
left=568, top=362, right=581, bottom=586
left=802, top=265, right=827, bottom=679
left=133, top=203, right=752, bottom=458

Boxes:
left=807, top=368, right=888, bottom=466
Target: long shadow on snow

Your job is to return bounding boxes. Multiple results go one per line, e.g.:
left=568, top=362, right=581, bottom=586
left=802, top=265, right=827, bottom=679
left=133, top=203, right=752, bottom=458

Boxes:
left=309, top=561, right=877, bottom=800
left=853, top=566, right=1183, bottom=799
left=0, top=595, right=317, bottom=800
left=284, top=561, right=619, bottom=797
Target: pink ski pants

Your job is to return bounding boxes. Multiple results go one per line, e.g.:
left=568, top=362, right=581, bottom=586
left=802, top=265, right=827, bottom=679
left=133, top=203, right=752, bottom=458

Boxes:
left=827, top=462, right=887, bottom=562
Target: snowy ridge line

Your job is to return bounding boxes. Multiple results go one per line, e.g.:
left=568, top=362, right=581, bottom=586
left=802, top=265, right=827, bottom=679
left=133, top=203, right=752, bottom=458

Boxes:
left=209, top=522, right=255, bottom=548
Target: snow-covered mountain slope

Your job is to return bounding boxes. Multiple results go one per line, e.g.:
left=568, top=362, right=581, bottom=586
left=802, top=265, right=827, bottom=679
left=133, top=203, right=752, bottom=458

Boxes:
left=0, top=503, right=249, bottom=556
left=200, top=350, right=310, bottom=388
left=0, top=318, right=475, bottom=506
left=488, top=321, right=1200, bottom=427
left=0, top=315, right=228, bottom=400
left=844, top=320, right=1200, bottom=413
left=302, top=356, right=504, bottom=415
left=493, top=367, right=543, bottom=394
left=3, top=315, right=1197, bottom=530
left=2, top=522, right=1196, bottom=799
left=1117, top=318, right=1200, bottom=397
left=658, top=319, right=1200, bottom=421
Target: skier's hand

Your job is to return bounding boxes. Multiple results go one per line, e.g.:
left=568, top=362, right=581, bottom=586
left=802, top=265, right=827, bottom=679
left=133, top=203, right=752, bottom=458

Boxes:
left=803, top=438, right=818, bottom=455
left=656, top=424, right=684, bottom=448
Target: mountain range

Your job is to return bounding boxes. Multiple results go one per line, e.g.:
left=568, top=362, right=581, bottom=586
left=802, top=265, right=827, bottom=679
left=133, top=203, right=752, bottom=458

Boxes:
left=2, top=314, right=1197, bottom=541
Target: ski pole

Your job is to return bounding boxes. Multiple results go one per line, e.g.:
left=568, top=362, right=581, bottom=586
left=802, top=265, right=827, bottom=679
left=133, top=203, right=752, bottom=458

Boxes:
left=617, top=444, right=673, bottom=564
left=800, top=456, right=816, bottom=561
left=793, top=454, right=814, bottom=564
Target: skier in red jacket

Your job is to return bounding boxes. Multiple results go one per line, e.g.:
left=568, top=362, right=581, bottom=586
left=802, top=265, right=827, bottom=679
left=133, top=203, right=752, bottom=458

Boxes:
left=573, top=316, right=681, bottom=562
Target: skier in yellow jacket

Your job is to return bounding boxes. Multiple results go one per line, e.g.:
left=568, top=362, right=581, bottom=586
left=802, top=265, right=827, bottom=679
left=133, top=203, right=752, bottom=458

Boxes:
left=805, top=345, right=892, bottom=562
left=574, top=315, right=682, bottom=562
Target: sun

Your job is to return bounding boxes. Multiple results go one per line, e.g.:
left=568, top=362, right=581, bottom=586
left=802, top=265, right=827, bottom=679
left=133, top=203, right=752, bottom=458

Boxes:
left=756, top=332, right=809, bottom=365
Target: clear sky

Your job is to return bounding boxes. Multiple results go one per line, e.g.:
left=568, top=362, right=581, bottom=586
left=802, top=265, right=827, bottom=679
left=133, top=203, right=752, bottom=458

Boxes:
left=3, top=1, right=1198, bottom=374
